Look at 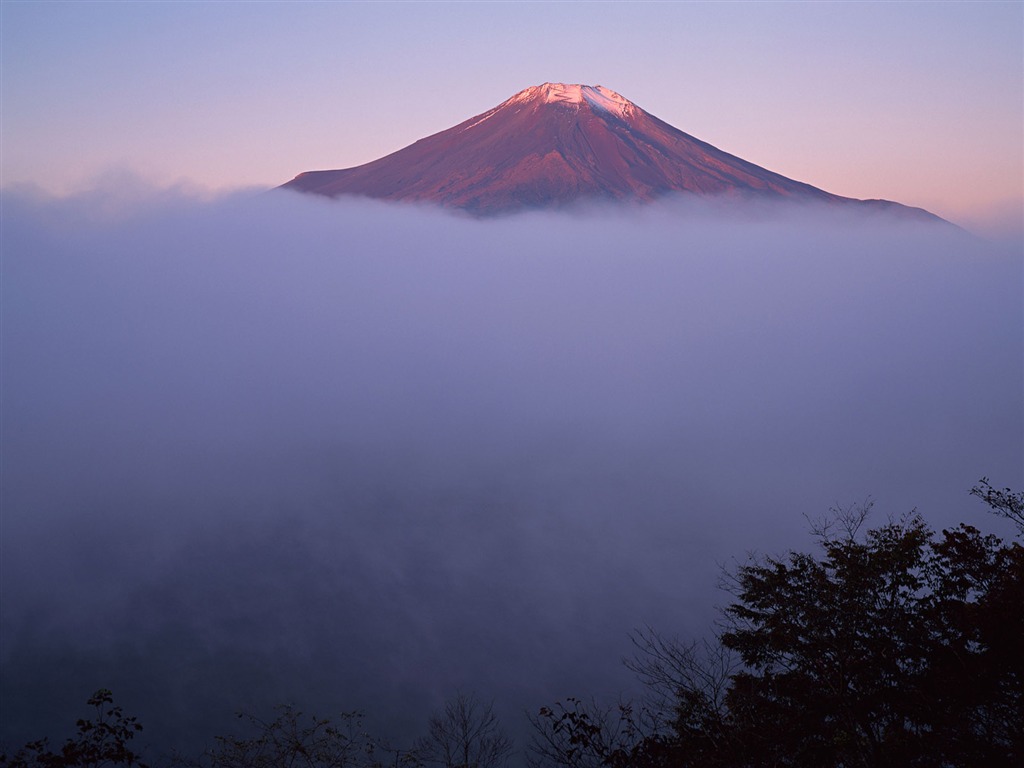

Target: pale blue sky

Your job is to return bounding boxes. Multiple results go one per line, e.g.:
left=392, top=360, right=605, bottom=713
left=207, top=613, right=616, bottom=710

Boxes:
left=2, top=1, right=1021, bottom=230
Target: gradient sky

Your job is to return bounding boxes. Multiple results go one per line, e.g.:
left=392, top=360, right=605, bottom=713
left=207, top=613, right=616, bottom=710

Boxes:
left=2, top=1, right=1022, bottom=232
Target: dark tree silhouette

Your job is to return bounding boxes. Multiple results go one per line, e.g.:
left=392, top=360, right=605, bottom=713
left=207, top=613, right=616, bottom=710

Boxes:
left=417, top=693, right=512, bottom=768
left=971, top=477, right=1024, bottom=533
left=527, top=698, right=645, bottom=768
left=0, top=689, right=147, bottom=768
left=179, top=705, right=398, bottom=768
left=663, top=493, right=1024, bottom=767
left=624, top=632, right=737, bottom=766
left=531, top=483, right=1024, bottom=767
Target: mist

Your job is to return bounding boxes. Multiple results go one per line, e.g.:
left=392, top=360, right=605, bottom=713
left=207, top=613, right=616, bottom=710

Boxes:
left=2, top=186, right=1021, bottom=756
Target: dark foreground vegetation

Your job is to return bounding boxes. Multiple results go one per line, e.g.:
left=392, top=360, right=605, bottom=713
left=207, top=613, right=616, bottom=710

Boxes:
left=3, top=480, right=1021, bottom=768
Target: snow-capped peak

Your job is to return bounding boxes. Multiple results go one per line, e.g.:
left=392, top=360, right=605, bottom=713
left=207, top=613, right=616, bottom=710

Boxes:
left=507, top=83, right=635, bottom=119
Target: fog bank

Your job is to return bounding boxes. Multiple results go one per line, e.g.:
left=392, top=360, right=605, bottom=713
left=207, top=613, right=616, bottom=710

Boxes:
left=2, top=188, right=1021, bottom=755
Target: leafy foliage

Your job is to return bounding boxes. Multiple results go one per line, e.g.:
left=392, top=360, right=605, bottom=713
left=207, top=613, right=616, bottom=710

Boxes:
left=532, top=482, right=1024, bottom=767
left=527, top=698, right=646, bottom=768
left=1, top=689, right=147, bottom=768
left=971, top=477, right=1024, bottom=534
left=717, top=511, right=1024, bottom=765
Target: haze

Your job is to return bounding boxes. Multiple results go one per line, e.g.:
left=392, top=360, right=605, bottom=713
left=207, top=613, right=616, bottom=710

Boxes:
left=2, top=184, right=1020, bottom=755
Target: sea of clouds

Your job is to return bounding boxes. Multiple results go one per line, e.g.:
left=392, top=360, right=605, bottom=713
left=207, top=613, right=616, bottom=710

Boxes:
left=2, top=184, right=1021, bottom=757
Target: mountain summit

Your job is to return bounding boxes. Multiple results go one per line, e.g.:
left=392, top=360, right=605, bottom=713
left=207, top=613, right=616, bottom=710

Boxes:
left=282, top=83, right=942, bottom=220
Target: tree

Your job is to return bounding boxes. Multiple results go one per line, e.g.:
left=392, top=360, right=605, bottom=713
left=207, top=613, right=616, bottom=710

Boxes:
left=527, top=697, right=646, bottom=768
left=417, top=693, right=512, bottom=768
left=624, top=632, right=737, bottom=767
left=1, top=689, right=148, bottom=768
left=530, top=483, right=1024, bottom=767
left=720, top=511, right=938, bottom=765
left=180, top=705, right=393, bottom=768
left=710, top=498, right=1022, bottom=766
left=970, top=477, right=1024, bottom=534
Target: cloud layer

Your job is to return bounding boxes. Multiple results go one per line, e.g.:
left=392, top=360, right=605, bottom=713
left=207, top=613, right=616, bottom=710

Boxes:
left=2, top=187, right=1021, bottom=755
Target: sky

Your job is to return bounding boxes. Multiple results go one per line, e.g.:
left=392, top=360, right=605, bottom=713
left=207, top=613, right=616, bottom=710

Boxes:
left=1, top=0, right=1022, bottom=235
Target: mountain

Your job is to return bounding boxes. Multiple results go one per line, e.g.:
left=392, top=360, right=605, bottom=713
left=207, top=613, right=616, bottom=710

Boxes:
left=281, top=83, right=944, bottom=221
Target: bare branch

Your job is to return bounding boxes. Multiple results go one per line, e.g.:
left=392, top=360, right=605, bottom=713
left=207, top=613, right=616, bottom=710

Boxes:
left=418, top=693, right=512, bottom=768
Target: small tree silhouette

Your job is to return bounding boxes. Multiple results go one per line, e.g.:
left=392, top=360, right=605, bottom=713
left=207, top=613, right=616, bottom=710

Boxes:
left=186, top=705, right=377, bottom=768
left=417, top=693, right=512, bottom=768
left=1, top=689, right=147, bottom=768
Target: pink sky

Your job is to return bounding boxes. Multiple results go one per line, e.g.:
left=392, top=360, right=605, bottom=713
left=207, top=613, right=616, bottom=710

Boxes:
left=2, top=1, right=1021, bottom=234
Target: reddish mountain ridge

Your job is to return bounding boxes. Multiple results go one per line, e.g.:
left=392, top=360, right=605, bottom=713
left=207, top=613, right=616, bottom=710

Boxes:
left=282, top=83, right=943, bottom=221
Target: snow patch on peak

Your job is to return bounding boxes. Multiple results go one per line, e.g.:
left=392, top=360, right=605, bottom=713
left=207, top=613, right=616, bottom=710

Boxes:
left=580, top=85, right=634, bottom=119
left=506, top=83, right=635, bottom=118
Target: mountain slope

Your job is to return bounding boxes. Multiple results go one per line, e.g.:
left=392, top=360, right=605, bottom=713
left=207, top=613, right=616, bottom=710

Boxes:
left=281, top=83, right=943, bottom=221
